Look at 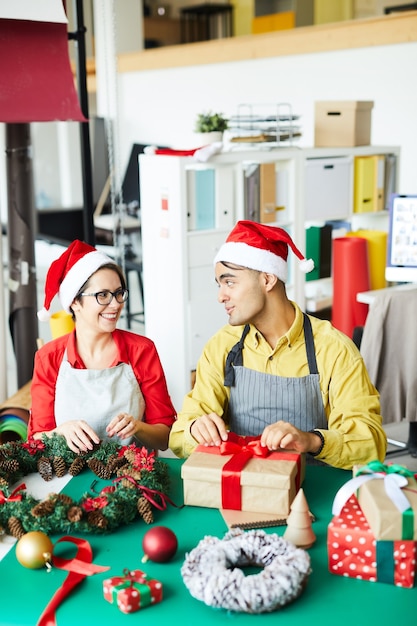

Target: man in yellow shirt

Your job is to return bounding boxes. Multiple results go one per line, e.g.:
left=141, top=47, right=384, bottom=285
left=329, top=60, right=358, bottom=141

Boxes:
left=169, top=220, right=387, bottom=470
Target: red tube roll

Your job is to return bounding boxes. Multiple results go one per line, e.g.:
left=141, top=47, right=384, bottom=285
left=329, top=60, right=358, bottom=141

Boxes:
left=332, top=237, right=370, bottom=338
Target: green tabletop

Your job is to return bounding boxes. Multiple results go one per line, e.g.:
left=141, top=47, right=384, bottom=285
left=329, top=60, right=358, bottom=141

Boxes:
left=0, top=459, right=415, bottom=625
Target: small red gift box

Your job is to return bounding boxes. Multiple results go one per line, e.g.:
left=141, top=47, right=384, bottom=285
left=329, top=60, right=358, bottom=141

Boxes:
left=103, top=569, right=163, bottom=613
left=328, top=495, right=416, bottom=588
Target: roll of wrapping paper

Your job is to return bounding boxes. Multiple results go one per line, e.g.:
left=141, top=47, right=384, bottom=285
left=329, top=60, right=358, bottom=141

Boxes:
left=0, top=407, right=28, bottom=443
left=49, top=310, right=75, bottom=339
left=332, top=237, right=370, bottom=338
left=346, top=230, right=387, bottom=290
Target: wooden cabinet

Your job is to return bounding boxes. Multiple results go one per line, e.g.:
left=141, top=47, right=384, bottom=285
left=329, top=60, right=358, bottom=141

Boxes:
left=139, top=145, right=399, bottom=409
left=143, top=17, right=181, bottom=48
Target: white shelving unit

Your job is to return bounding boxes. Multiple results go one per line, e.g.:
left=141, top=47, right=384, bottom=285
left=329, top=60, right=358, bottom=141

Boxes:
left=139, top=145, right=399, bottom=410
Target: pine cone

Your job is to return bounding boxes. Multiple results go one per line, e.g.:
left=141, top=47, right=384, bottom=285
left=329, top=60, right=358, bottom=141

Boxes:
left=68, top=457, right=85, bottom=476
left=137, top=496, right=154, bottom=524
left=31, top=499, right=56, bottom=517
left=116, top=463, right=131, bottom=477
left=87, top=510, right=108, bottom=529
left=0, top=459, right=19, bottom=474
left=0, top=476, right=8, bottom=488
left=53, top=493, right=74, bottom=506
left=106, top=454, right=127, bottom=474
left=8, top=516, right=25, bottom=539
left=53, top=456, right=67, bottom=478
left=37, top=456, right=53, bottom=481
left=67, top=506, right=83, bottom=523
left=123, top=449, right=136, bottom=464
left=87, top=458, right=112, bottom=480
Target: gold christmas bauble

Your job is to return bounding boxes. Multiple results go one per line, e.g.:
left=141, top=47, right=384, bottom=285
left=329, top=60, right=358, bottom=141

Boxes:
left=15, top=531, right=53, bottom=569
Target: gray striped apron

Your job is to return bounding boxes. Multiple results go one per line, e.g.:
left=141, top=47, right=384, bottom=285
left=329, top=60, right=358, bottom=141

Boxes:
left=225, top=314, right=327, bottom=463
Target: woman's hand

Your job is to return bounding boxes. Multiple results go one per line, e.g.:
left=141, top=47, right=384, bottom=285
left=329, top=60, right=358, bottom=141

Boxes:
left=55, top=420, right=100, bottom=454
left=106, top=413, right=137, bottom=440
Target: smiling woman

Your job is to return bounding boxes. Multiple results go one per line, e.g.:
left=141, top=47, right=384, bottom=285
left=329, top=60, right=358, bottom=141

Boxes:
left=29, top=240, right=176, bottom=454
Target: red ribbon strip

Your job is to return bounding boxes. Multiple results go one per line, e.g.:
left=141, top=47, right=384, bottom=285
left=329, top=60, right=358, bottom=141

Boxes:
left=37, top=536, right=110, bottom=626
left=197, top=433, right=302, bottom=510
left=112, top=476, right=180, bottom=510
left=0, top=482, right=26, bottom=504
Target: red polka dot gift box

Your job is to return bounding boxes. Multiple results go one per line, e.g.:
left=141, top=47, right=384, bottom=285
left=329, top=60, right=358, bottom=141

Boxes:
left=328, top=495, right=416, bottom=588
left=103, top=569, right=163, bottom=613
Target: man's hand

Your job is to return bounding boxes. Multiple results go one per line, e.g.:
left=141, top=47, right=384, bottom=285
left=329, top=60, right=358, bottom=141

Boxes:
left=190, top=413, right=229, bottom=447
left=260, top=421, right=323, bottom=455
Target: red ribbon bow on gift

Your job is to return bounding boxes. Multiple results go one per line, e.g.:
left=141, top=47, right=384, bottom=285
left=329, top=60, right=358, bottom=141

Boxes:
left=0, top=482, right=26, bottom=504
left=199, top=433, right=301, bottom=510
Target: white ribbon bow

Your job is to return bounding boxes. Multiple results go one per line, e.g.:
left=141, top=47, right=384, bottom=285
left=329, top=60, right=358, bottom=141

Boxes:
left=332, top=471, right=410, bottom=517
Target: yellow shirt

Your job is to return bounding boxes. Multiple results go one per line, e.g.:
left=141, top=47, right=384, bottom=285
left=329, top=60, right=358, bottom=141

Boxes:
left=169, top=302, right=387, bottom=469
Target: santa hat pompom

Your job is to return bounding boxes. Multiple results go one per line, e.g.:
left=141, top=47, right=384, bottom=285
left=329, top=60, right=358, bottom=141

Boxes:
left=299, top=258, right=315, bottom=273
left=214, top=220, right=313, bottom=282
left=37, top=307, right=51, bottom=322
left=37, top=240, right=116, bottom=321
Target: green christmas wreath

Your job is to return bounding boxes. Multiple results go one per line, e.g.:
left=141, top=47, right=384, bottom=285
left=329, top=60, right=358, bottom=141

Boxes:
left=0, top=435, right=171, bottom=538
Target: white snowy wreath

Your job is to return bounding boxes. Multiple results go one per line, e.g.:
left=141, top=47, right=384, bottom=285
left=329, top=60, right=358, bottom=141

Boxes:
left=181, top=528, right=311, bottom=614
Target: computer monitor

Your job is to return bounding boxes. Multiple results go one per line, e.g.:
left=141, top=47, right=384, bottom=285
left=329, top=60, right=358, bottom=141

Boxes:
left=385, top=193, right=417, bottom=283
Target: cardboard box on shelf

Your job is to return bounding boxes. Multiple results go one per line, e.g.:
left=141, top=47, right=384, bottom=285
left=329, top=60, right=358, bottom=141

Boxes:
left=314, top=100, right=374, bottom=147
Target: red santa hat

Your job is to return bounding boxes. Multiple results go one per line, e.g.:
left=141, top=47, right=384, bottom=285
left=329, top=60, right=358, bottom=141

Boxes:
left=37, top=240, right=116, bottom=321
left=213, top=220, right=314, bottom=282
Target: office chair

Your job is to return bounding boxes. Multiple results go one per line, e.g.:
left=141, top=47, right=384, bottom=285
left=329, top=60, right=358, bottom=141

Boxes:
left=358, top=286, right=417, bottom=457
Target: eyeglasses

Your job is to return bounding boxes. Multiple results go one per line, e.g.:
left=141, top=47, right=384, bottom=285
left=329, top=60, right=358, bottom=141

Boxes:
left=79, top=288, right=129, bottom=306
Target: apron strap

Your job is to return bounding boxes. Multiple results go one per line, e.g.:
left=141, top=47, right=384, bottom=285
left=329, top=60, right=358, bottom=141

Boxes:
left=224, top=315, right=319, bottom=386
left=224, top=325, right=250, bottom=387
left=303, top=313, right=319, bottom=375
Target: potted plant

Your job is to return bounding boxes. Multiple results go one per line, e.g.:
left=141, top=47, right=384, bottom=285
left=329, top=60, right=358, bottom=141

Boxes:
left=194, top=111, right=228, bottom=143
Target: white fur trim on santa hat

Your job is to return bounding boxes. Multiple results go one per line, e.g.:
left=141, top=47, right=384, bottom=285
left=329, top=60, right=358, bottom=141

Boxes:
left=214, top=241, right=288, bottom=282
left=59, top=250, right=116, bottom=314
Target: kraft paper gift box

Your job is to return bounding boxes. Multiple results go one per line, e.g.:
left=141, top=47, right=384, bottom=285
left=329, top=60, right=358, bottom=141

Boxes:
left=181, top=433, right=305, bottom=517
left=328, top=495, right=416, bottom=588
left=351, top=462, right=417, bottom=541
left=103, top=569, right=163, bottom=614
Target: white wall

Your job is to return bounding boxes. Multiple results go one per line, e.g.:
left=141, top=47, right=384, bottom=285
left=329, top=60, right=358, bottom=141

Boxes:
left=117, top=41, right=417, bottom=194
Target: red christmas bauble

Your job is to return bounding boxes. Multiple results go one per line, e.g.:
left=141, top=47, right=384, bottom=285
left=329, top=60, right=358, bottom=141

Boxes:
left=15, top=531, right=53, bottom=569
left=142, top=526, right=178, bottom=563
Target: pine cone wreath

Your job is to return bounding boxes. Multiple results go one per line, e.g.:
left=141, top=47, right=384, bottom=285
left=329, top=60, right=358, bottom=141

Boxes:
left=37, top=456, right=53, bottom=481
left=87, top=458, right=112, bottom=480
left=87, top=510, right=108, bottom=529
left=52, top=456, right=67, bottom=478
left=8, top=516, right=25, bottom=539
left=68, top=457, right=85, bottom=476
left=137, top=496, right=154, bottom=524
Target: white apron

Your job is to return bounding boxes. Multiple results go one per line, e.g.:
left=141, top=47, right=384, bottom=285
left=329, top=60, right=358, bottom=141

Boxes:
left=54, top=350, right=145, bottom=445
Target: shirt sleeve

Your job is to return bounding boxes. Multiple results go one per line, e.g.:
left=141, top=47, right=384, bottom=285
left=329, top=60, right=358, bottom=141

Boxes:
left=169, top=332, right=232, bottom=458
left=28, top=341, right=64, bottom=438
left=123, top=332, right=176, bottom=429
left=313, top=334, right=387, bottom=470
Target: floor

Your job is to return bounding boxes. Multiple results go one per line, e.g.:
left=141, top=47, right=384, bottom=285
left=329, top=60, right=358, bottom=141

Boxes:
left=1, top=235, right=416, bottom=471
